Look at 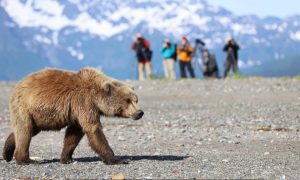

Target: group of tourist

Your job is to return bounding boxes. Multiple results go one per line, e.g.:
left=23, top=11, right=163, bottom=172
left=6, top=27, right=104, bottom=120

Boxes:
left=131, top=33, right=240, bottom=80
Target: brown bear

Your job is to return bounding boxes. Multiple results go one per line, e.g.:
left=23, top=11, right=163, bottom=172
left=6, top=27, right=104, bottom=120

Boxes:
left=2, top=67, right=144, bottom=165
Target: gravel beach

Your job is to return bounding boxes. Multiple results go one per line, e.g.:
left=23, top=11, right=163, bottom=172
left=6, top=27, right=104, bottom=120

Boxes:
left=0, top=78, right=299, bottom=179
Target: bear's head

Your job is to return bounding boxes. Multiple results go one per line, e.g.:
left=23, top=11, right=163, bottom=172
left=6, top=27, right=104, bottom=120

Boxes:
left=95, top=81, right=144, bottom=120
left=78, top=68, right=143, bottom=120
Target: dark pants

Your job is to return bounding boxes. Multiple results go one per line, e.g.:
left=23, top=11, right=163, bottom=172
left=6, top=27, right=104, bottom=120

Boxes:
left=204, top=69, right=219, bottom=78
left=179, top=61, right=195, bottom=78
left=224, top=58, right=238, bottom=78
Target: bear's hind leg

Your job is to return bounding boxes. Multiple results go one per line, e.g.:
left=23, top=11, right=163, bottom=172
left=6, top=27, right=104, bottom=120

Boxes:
left=60, top=125, right=84, bottom=164
left=2, top=133, right=15, bottom=162
left=14, top=125, right=40, bottom=165
left=14, top=132, right=32, bottom=165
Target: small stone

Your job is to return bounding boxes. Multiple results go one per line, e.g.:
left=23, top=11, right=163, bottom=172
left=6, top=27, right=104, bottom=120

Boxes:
left=196, top=141, right=202, bottom=145
left=264, top=152, right=270, bottom=155
left=222, top=159, right=229, bottom=163
left=118, top=136, right=126, bottom=141
left=219, top=139, right=226, bottom=143
left=30, top=156, right=42, bottom=160
left=279, top=174, right=286, bottom=180
left=147, top=135, right=154, bottom=140
left=112, top=172, right=125, bottom=180
left=176, top=143, right=184, bottom=147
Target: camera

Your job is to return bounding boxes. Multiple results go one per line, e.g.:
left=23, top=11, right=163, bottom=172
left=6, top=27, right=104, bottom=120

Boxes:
left=195, top=38, right=205, bottom=46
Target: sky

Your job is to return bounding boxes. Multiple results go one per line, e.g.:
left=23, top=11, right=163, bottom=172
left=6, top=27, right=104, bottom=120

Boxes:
left=209, top=0, right=300, bottom=18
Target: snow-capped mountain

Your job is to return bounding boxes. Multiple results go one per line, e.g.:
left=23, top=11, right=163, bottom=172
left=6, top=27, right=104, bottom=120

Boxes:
left=1, top=0, right=300, bottom=80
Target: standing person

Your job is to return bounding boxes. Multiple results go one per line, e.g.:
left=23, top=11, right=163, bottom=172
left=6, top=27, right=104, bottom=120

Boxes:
left=131, top=33, right=153, bottom=80
left=202, top=49, right=219, bottom=78
left=223, top=38, right=240, bottom=78
left=160, top=39, right=176, bottom=80
left=177, top=36, right=195, bottom=79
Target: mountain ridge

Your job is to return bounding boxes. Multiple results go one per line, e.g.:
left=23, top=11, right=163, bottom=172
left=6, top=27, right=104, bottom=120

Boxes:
left=0, top=0, right=300, bottom=80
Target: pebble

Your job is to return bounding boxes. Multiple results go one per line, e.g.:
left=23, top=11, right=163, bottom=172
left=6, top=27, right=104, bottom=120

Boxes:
left=118, top=136, right=126, bottom=141
left=112, top=172, right=125, bottom=180
left=222, top=159, right=229, bottom=163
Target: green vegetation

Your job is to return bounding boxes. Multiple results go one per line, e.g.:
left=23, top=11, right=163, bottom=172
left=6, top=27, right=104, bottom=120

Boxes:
left=227, top=72, right=247, bottom=79
left=278, top=76, right=294, bottom=80
left=248, top=76, right=264, bottom=81
left=150, top=75, right=167, bottom=81
left=277, top=76, right=300, bottom=80
left=294, top=75, right=300, bottom=80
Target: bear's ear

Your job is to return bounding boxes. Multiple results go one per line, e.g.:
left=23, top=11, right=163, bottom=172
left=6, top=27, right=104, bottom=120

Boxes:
left=102, top=82, right=114, bottom=94
left=112, top=81, right=123, bottom=87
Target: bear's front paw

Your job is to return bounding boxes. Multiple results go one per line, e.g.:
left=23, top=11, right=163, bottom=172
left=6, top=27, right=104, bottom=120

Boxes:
left=104, top=158, right=129, bottom=165
left=60, top=158, right=73, bottom=164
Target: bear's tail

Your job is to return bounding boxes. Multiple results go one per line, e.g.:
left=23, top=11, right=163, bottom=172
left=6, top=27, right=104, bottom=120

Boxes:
left=2, top=132, right=15, bottom=162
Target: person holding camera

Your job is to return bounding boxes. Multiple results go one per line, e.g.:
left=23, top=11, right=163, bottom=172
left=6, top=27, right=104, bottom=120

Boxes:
left=202, top=49, right=219, bottom=78
left=160, top=39, right=176, bottom=80
left=223, top=38, right=240, bottom=78
left=177, top=36, right=195, bottom=79
left=131, top=33, right=153, bottom=80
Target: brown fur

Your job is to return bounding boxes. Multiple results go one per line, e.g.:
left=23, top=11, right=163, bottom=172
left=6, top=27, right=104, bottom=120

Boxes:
left=2, top=133, right=15, bottom=162
left=2, top=67, right=143, bottom=165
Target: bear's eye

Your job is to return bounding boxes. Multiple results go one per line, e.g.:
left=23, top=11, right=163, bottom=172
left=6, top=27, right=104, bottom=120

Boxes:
left=126, top=98, right=131, bottom=104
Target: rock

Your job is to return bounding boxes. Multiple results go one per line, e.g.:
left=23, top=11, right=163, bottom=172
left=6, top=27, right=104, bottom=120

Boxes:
left=30, top=156, right=42, bottom=160
left=222, top=159, right=229, bottom=163
left=235, top=134, right=241, bottom=138
left=176, top=143, right=185, bottom=147
left=112, top=172, right=125, bottom=180
left=147, top=135, right=154, bottom=140
left=118, top=136, right=126, bottom=141
left=279, top=174, right=286, bottom=180
left=196, top=141, right=202, bottom=145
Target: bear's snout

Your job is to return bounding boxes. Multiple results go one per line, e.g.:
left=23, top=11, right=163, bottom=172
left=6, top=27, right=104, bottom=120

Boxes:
left=132, top=110, right=144, bottom=120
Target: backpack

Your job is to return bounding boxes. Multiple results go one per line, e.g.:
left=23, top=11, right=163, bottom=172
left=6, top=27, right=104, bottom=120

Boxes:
left=135, top=38, right=152, bottom=61
left=171, top=43, right=177, bottom=61
left=144, top=49, right=153, bottom=61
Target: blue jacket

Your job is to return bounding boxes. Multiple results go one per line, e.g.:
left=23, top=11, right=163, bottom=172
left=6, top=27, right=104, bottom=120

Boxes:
left=160, top=44, right=176, bottom=59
